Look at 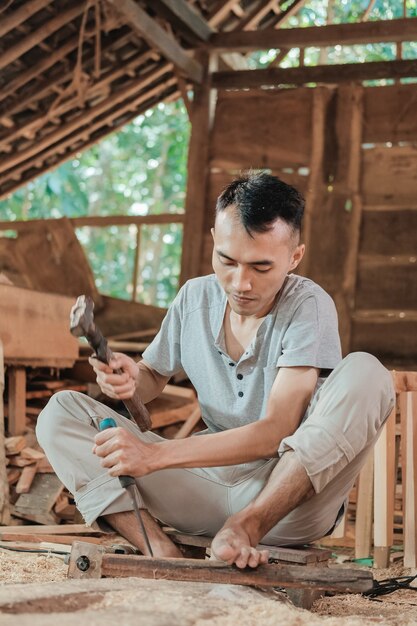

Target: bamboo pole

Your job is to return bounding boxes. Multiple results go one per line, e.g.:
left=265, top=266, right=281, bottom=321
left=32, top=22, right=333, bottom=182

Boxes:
left=0, top=340, right=11, bottom=525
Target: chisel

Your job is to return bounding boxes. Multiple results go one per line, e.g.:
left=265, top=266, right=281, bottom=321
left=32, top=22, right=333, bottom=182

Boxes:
left=99, top=417, right=154, bottom=557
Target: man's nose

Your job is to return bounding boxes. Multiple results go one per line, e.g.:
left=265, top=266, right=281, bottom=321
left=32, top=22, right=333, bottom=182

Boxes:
left=232, top=266, right=252, bottom=292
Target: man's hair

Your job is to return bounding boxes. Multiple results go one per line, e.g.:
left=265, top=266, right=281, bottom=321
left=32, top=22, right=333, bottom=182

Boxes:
left=215, top=171, right=304, bottom=237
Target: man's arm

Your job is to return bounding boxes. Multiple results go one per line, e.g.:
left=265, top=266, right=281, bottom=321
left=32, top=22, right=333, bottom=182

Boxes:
left=94, top=366, right=319, bottom=477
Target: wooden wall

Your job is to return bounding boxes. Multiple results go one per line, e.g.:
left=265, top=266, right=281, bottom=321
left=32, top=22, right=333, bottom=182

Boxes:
left=192, top=83, right=417, bottom=369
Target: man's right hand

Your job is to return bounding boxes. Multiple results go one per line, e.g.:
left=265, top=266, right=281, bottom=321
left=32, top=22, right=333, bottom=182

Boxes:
left=88, top=352, right=139, bottom=400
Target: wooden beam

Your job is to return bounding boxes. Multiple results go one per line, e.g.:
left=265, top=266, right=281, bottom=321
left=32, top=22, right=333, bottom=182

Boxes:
left=68, top=544, right=374, bottom=593
left=400, top=392, right=417, bottom=568
left=211, top=60, right=417, bottom=89
left=152, top=0, right=212, bottom=41
left=106, top=0, right=203, bottom=83
left=0, top=3, right=86, bottom=72
left=180, top=52, right=216, bottom=284
left=0, top=0, right=51, bottom=38
left=0, top=214, right=184, bottom=232
left=7, top=367, right=26, bottom=436
left=0, top=340, right=11, bottom=524
left=208, top=17, right=417, bottom=52
left=373, top=408, right=396, bottom=568
left=354, top=451, right=374, bottom=559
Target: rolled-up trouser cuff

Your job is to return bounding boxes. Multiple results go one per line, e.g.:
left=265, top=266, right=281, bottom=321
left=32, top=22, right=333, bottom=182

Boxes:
left=279, top=423, right=356, bottom=494
left=74, top=472, right=137, bottom=526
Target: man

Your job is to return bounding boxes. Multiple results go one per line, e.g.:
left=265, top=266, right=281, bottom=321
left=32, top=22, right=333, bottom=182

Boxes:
left=37, top=171, right=395, bottom=569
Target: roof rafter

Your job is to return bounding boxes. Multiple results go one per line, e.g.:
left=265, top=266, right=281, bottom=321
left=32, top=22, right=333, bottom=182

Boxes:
left=211, top=59, right=417, bottom=89
left=105, top=0, right=203, bottom=83
left=150, top=0, right=212, bottom=42
left=207, top=17, right=417, bottom=52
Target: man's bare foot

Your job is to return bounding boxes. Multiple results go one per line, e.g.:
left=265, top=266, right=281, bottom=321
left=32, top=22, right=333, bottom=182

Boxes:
left=104, top=510, right=182, bottom=558
left=211, top=524, right=269, bottom=569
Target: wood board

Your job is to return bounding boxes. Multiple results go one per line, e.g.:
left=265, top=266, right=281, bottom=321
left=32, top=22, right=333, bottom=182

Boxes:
left=0, top=284, right=78, bottom=366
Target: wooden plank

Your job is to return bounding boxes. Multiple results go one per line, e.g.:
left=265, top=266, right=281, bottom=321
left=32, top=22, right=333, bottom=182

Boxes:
left=0, top=533, right=103, bottom=545
left=392, top=371, right=417, bottom=393
left=0, top=284, right=79, bottom=365
left=0, top=523, right=102, bottom=535
left=355, top=264, right=417, bottom=310
left=106, top=0, right=202, bottom=83
left=75, top=550, right=373, bottom=593
left=373, top=408, right=396, bottom=568
left=13, top=474, right=64, bottom=525
left=174, top=405, right=201, bottom=439
left=360, top=209, right=417, bottom=256
left=351, top=319, right=417, bottom=365
left=0, top=0, right=51, bottom=38
left=0, top=218, right=102, bottom=304
left=15, top=463, right=38, bottom=494
left=400, top=392, right=417, bottom=568
left=4, top=435, right=26, bottom=455
left=362, top=145, right=417, bottom=203
left=211, top=60, right=417, bottom=90
left=355, top=451, right=374, bottom=559
left=210, top=90, right=312, bottom=170
left=208, top=17, right=417, bottom=52
left=7, top=367, right=26, bottom=436
left=363, top=84, right=417, bottom=143
left=151, top=402, right=198, bottom=429
left=0, top=340, right=11, bottom=524
left=0, top=214, right=185, bottom=233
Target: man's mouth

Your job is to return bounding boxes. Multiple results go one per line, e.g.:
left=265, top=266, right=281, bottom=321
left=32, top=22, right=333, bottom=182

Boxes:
left=232, top=294, right=254, bottom=303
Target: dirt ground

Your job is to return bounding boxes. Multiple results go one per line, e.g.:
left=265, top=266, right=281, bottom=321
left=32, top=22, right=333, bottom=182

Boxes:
left=1, top=548, right=417, bottom=625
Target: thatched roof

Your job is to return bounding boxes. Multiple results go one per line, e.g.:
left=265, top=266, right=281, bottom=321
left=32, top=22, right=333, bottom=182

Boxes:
left=1, top=0, right=416, bottom=199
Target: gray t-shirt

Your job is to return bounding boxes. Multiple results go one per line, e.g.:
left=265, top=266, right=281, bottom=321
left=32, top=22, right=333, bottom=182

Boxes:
left=142, top=273, right=342, bottom=433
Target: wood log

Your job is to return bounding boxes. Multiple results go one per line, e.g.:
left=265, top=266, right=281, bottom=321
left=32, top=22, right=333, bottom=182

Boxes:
left=0, top=340, right=10, bottom=523
left=68, top=544, right=373, bottom=593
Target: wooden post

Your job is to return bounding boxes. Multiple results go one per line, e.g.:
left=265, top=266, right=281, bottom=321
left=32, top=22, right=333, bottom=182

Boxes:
left=0, top=340, right=11, bottom=524
left=355, top=450, right=374, bottom=559
left=180, top=52, right=217, bottom=285
left=8, top=366, right=27, bottom=436
left=301, top=86, right=329, bottom=277
left=400, top=391, right=417, bottom=568
left=373, top=407, right=396, bottom=568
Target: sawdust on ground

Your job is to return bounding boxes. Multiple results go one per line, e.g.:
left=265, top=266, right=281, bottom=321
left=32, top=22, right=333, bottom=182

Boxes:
left=1, top=549, right=417, bottom=625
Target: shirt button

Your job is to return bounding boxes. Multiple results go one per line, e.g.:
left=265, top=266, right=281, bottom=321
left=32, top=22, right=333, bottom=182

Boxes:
left=237, top=374, right=243, bottom=380
left=229, top=362, right=235, bottom=367
left=238, top=391, right=244, bottom=398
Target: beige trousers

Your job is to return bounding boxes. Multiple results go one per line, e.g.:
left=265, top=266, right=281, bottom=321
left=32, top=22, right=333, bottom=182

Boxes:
left=36, top=352, right=395, bottom=545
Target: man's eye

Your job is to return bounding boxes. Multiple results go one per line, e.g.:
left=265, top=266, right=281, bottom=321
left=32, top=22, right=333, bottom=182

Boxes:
left=254, top=267, right=271, bottom=273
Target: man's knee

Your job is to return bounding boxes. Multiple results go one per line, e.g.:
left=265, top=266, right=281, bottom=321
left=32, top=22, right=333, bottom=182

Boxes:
left=36, top=390, right=84, bottom=451
left=341, top=352, right=394, bottom=406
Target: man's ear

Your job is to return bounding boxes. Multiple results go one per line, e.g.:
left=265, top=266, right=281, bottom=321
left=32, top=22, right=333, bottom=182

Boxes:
left=289, top=244, right=305, bottom=271
left=210, top=227, right=215, bottom=241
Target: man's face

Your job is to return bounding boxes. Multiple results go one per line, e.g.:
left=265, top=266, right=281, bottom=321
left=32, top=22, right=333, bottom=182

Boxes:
left=212, top=206, right=305, bottom=318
